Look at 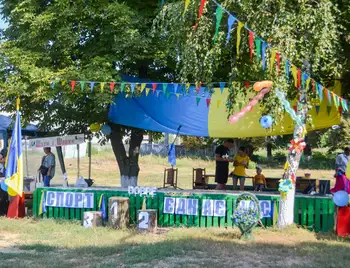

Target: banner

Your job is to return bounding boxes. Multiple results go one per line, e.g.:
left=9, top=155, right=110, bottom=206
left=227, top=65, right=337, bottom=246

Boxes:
left=45, top=191, right=94, bottom=208
left=29, top=134, right=85, bottom=148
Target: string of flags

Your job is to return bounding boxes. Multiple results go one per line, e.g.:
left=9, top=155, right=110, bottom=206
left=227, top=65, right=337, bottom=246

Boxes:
left=174, top=0, right=348, bottom=112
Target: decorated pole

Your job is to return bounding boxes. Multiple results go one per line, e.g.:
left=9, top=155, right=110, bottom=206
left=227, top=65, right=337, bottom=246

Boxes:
left=277, top=90, right=308, bottom=227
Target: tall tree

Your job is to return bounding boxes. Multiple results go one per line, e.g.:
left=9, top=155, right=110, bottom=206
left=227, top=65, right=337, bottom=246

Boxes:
left=152, top=0, right=347, bottom=227
left=0, top=0, right=165, bottom=185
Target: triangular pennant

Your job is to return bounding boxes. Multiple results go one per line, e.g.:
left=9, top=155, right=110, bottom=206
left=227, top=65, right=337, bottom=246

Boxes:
left=141, top=83, right=146, bottom=93
left=196, top=82, right=202, bottom=94
left=338, top=106, right=343, bottom=114
left=311, top=79, right=315, bottom=91
left=219, top=82, right=225, bottom=94
left=173, top=83, right=179, bottom=94
left=293, top=105, right=297, bottom=113
left=152, top=83, right=157, bottom=93
left=236, top=21, right=244, bottom=57
left=297, top=69, right=301, bottom=88
left=342, top=99, right=348, bottom=112
left=100, top=82, right=105, bottom=93
left=110, top=82, right=115, bottom=93
left=254, top=38, right=261, bottom=61
left=156, top=91, right=160, bottom=97
left=176, top=93, right=180, bottom=100
left=206, top=98, right=211, bottom=107
left=317, top=83, right=323, bottom=101
left=226, top=15, right=237, bottom=45
left=51, top=81, right=55, bottom=89
left=194, top=0, right=207, bottom=29
left=261, top=42, right=267, bottom=70
left=213, top=6, right=223, bottom=43
left=80, top=81, right=85, bottom=91
left=291, top=65, right=298, bottom=88
left=196, top=97, right=201, bottom=106
left=276, top=53, right=281, bottom=76
left=185, top=83, right=190, bottom=93
left=183, top=0, right=190, bottom=16
left=121, top=82, right=125, bottom=92
left=305, top=78, right=310, bottom=91
left=244, top=81, right=250, bottom=89
left=285, top=60, right=290, bottom=81
left=315, top=105, right=320, bottom=115
left=146, top=87, right=150, bottom=96
left=61, top=80, right=67, bottom=86
left=334, top=94, right=340, bottom=108
left=216, top=99, right=221, bottom=108
left=327, top=106, right=332, bottom=115
left=269, top=49, right=276, bottom=74
left=130, top=83, right=136, bottom=93
left=327, top=90, right=332, bottom=105
left=71, top=80, right=76, bottom=92
left=239, top=102, right=243, bottom=110
left=89, top=81, right=95, bottom=92
left=163, top=83, right=168, bottom=94
left=249, top=31, right=254, bottom=60
left=166, top=92, right=170, bottom=99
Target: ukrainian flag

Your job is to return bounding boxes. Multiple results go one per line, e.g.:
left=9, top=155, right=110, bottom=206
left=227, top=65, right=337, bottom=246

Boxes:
left=0, top=98, right=23, bottom=197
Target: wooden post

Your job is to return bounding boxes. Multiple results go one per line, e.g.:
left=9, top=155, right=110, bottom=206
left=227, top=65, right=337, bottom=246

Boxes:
left=108, top=197, right=130, bottom=229
left=137, top=209, right=157, bottom=232
left=83, top=211, right=103, bottom=228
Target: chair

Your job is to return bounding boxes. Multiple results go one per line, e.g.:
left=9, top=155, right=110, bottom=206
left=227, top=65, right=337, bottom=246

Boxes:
left=192, top=168, right=207, bottom=189
left=163, top=168, right=179, bottom=189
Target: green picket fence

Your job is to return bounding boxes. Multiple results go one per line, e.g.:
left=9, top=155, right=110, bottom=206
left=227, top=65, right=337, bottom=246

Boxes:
left=32, top=188, right=334, bottom=232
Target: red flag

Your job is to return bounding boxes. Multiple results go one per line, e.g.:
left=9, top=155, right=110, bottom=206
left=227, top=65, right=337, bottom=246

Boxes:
left=297, top=69, right=301, bottom=89
left=194, top=0, right=207, bottom=29
left=293, top=106, right=297, bottom=112
left=71, top=80, right=76, bottom=92
left=206, top=98, right=211, bottom=107
left=276, top=53, right=281, bottom=75
left=152, top=83, right=157, bottom=93
left=109, top=82, right=115, bottom=93
left=339, top=106, right=343, bottom=114
left=249, top=31, right=254, bottom=60
left=244, top=81, right=250, bottom=89
left=311, top=80, right=315, bottom=91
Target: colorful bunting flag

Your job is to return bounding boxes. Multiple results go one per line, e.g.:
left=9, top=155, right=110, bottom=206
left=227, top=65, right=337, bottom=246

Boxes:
left=194, top=0, right=207, bottom=29
left=291, top=65, right=298, bottom=88
left=196, top=97, right=201, bottom=106
left=293, top=105, right=297, bottom=113
left=269, top=49, right=276, bottom=74
left=305, top=78, right=310, bottom=91
left=166, top=92, right=170, bottom=99
left=196, top=82, right=202, bottom=94
left=327, top=90, right=332, bottom=105
left=327, top=106, right=332, bottom=115
left=276, top=53, right=281, bottom=76
left=213, top=6, right=223, bottom=43
left=173, top=83, right=179, bottom=94
left=156, top=91, right=160, bottom=97
left=261, top=42, right=267, bottom=70
left=130, top=83, right=136, bottom=93
left=302, top=72, right=308, bottom=89
left=244, top=81, right=250, bottom=89
left=254, top=38, right=261, bottom=61
left=236, top=22, right=244, bottom=57
left=339, top=106, right=343, bottom=114
left=297, top=69, right=301, bottom=88
left=317, top=83, right=323, bottom=101
left=89, top=81, right=95, bottom=92
left=121, top=82, right=125, bottom=92
left=100, top=82, right=105, bottom=93
left=219, top=82, right=225, bottom=94
left=163, top=83, right=168, bottom=94
left=152, top=83, right=157, bottom=93
left=206, top=98, right=211, bottom=107
left=110, top=82, right=115, bottom=93
left=61, top=80, right=67, bottom=86
left=185, top=83, right=190, bottom=93
left=183, top=0, right=190, bottom=17
left=226, top=15, right=237, bottom=44
left=285, top=60, right=290, bottom=81
left=249, top=31, right=254, bottom=60
left=176, top=93, right=180, bottom=100
left=315, top=105, right=320, bottom=115
left=80, top=81, right=85, bottom=91
left=146, top=87, right=150, bottom=96
left=342, top=99, right=348, bottom=112
left=239, top=102, right=243, bottom=110
left=141, top=83, right=146, bottom=93
left=71, top=80, right=76, bottom=92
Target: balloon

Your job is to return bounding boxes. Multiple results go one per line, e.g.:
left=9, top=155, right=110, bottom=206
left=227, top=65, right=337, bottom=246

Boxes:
left=260, top=115, right=273, bottom=128
left=228, top=88, right=270, bottom=124
left=333, top=191, right=349, bottom=207
left=101, top=125, right=112, bottom=136
left=90, top=123, right=101, bottom=133
left=253, top=80, right=273, bottom=92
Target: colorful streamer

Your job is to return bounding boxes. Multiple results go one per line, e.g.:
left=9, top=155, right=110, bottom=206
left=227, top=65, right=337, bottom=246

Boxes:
left=226, top=15, right=237, bottom=44
left=183, top=0, right=190, bottom=16
left=291, top=65, right=298, bottom=88
left=249, top=31, right=254, bottom=60
left=261, top=42, right=267, bottom=70
left=236, top=22, right=244, bottom=57
left=228, top=87, right=270, bottom=124
left=194, top=0, right=207, bottom=29
left=276, top=53, right=281, bottom=75
left=213, top=6, right=223, bottom=43
left=275, top=88, right=303, bottom=126
left=254, top=38, right=261, bottom=61
left=285, top=60, right=290, bottom=81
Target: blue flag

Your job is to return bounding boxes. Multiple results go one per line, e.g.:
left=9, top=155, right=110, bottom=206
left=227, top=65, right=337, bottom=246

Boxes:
left=168, top=144, right=176, bottom=167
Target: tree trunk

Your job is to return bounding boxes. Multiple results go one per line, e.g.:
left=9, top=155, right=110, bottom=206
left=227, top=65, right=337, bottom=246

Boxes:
left=110, top=124, right=144, bottom=187
left=266, top=139, right=272, bottom=159
left=277, top=92, right=308, bottom=228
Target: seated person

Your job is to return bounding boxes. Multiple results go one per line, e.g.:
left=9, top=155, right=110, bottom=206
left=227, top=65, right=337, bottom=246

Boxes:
left=254, top=166, right=266, bottom=191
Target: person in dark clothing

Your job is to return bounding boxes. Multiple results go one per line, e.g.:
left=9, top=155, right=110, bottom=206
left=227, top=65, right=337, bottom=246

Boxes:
left=215, top=139, right=234, bottom=190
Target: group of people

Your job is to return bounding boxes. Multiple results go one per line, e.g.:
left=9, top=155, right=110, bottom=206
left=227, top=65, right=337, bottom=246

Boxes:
left=214, top=139, right=266, bottom=191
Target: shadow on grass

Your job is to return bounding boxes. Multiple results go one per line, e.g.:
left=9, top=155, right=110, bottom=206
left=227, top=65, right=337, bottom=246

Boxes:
left=0, top=235, right=348, bottom=268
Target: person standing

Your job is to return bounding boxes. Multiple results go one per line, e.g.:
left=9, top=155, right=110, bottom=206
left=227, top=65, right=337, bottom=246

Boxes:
left=335, top=146, right=350, bottom=175
left=232, top=146, right=250, bottom=191
left=215, top=139, right=234, bottom=190
left=39, top=147, right=56, bottom=187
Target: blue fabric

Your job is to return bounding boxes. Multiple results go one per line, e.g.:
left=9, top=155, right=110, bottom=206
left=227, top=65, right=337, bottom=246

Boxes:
left=43, top=176, right=52, bottom=187
left=108, top=76, right=209, bottom=136
left=0, top=114, right=38, bottom=132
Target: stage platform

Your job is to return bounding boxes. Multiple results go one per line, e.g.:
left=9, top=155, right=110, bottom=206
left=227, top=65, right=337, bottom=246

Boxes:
left=32, top=187, right=335, bottom=232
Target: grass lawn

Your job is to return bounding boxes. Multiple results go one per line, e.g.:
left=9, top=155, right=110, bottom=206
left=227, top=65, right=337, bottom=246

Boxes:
left=0, top=218, right=350, bottom=268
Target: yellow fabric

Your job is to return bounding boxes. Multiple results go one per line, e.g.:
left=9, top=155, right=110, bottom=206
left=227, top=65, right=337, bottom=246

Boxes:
left=254, top=174, right=266, bottom=185
left=233, top=155, right=249, bottom=176
left=6, top=158, right=23, bottom=197
left=208, top=88, right=341, bottom=138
